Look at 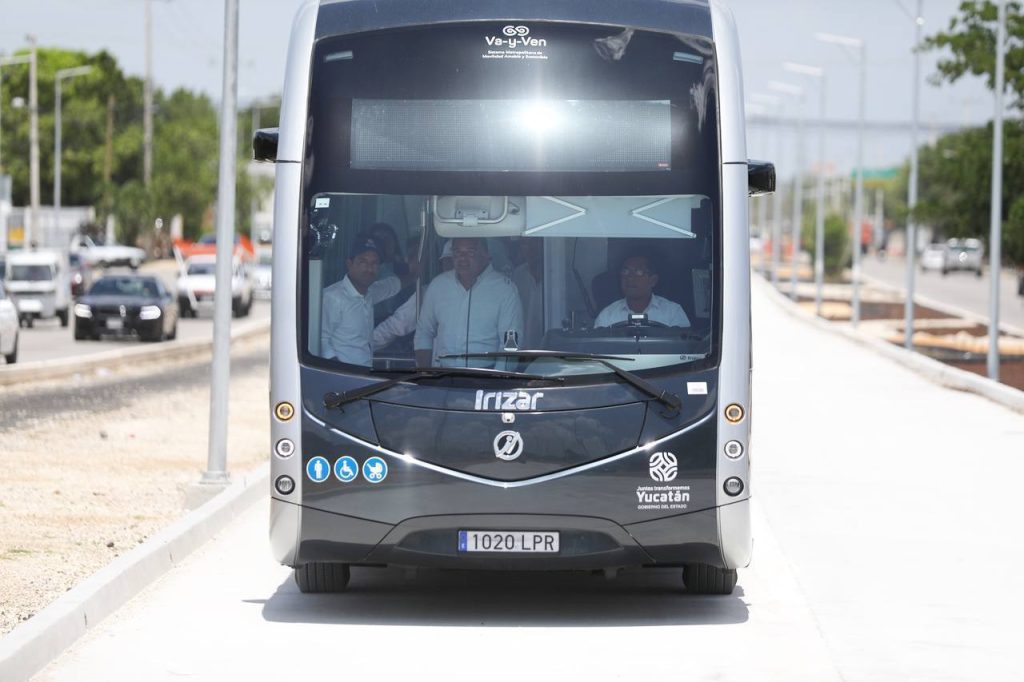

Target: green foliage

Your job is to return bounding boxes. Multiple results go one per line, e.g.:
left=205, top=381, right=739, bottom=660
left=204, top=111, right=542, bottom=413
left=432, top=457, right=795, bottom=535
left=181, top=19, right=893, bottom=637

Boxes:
left=801, top=211, right=850, bottom=278
left=912, top=121, right=1024, bottom=263
left=922, top=1, right=1024, bottom=110
left=0, top=47, right=271, bottom=244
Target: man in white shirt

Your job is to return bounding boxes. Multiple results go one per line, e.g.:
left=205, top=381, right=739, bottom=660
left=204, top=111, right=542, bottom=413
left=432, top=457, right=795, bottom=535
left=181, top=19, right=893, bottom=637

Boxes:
left=594, top=254, right=690, bottom=328
left=320, top=235, right=401, bottom=366
left=414, top=238, right=523, bottom=367
left=371, top=241, right=454, bottom=351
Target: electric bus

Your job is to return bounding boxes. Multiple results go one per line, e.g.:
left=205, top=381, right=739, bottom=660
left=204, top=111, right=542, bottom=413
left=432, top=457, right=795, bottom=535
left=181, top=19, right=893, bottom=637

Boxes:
left=259, top=0, right=774, bottom=595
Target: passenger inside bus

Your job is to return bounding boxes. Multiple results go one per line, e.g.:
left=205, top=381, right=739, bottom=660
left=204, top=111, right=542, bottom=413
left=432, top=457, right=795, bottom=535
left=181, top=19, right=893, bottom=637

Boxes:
left=413, top=237, right=523, bottom=367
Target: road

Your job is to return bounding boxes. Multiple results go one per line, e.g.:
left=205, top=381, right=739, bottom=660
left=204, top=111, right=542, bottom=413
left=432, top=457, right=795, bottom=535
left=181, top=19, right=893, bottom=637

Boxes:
left=11, top=298, right=269, bottom=365
left=37, top=279, right=1024, bottom=681
left=861, top=256, right=1024, bottom=331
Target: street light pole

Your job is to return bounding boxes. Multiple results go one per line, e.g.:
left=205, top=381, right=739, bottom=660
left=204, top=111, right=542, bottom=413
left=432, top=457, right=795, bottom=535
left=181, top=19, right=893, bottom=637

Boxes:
left=769, top=80, right=805, bottom=299
left=988, top=0, right=1006, bottom=381
left=204, top=0, right=240, bottom=485
left=816, top=32, right=866, bottom=327
left=904, top=0, right=924, bottom=351
left=54, top=66, right=93, bottom=250
left=27, top=35, right=40, bottom=249
left=0, top=54, right=33, bottom=174
left=785, top=63, right=826, bottom=315
left=144, top=0, right=154, bottom=186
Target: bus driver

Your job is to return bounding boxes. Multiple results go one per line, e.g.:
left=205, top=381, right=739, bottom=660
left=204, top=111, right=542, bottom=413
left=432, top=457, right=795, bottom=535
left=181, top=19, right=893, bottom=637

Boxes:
left=594, top=254, right=690, bottom=328
left=414, top=237, right=523, bottom=367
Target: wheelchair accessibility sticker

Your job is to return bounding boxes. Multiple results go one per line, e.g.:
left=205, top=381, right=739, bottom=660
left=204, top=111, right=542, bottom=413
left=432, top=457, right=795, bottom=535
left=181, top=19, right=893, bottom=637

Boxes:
left=362, top=456, right=388, bottom=483
left=334, top=456, right=358, bottom=483
left=306, top=456, right=331, bottom=483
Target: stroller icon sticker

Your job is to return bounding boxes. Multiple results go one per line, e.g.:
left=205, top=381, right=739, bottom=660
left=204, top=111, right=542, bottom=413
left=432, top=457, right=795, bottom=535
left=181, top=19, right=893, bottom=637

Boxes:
left=362, top=456, right=388, bottom=484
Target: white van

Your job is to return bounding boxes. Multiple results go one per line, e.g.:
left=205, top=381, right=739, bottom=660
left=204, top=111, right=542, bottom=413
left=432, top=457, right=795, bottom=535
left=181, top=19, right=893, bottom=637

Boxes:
left=4, top=251, right=71, bottom=327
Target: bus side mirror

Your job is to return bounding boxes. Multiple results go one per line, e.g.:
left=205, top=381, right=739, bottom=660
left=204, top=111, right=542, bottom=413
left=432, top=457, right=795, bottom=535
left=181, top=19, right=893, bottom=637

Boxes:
left=253, top=128, right=279, bottom=162
left=748, top=160, right=775, bottom=196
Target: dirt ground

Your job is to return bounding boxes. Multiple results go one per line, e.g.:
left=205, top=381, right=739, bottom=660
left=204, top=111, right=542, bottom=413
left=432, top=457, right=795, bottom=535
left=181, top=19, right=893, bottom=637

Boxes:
left=0, top=337, right=270, bottom=636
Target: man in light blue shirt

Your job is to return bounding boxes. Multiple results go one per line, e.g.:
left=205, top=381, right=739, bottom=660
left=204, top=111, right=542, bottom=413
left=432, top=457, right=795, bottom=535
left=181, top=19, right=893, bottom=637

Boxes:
left=320, top=236, right=401, bottom=366
left=414, top=238, right=523, bottom=367
left=594, top=254, right=690, bottom=328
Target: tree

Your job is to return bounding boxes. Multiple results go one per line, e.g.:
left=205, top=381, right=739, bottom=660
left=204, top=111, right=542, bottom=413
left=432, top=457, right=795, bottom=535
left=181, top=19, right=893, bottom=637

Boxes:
left=922, top=1, right=1024, bottom=111
left=1, top=47, right=265, bottom=246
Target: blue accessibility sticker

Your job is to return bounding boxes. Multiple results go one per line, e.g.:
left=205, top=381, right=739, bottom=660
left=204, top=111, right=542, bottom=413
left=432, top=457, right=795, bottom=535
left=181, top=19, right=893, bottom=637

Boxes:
left=306, top=456, right=331, bottom=483
left=362, top=456, right=388, bottom=484
left=334, top=456, right=358, bottom=483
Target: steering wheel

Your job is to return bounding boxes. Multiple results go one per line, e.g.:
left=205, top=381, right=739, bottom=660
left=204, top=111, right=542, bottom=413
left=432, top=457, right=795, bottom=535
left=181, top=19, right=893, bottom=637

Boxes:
left=609, top=319, right=669, bottom=329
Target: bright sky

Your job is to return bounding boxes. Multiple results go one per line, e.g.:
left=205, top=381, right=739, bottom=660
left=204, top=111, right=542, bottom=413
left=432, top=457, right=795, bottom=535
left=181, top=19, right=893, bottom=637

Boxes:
left=0, top=0, right=1002, bottom=172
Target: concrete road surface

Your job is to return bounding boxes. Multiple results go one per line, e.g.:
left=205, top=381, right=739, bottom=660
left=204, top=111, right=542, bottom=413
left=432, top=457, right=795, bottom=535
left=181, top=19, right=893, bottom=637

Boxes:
left=37, top=280, right=1024, bottom=681
left=862, top=256, right=1024, bottom=331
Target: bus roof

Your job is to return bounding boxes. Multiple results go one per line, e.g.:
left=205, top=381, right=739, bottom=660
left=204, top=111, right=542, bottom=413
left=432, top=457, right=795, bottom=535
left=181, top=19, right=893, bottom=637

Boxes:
left=315, top=0, right=714, bottom=41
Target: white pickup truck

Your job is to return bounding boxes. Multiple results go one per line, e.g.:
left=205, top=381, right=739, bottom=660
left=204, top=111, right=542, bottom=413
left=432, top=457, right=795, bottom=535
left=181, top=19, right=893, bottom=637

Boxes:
left=70, top=234, right=147, bottom=269
left=175, top=254, right=254, bottom=318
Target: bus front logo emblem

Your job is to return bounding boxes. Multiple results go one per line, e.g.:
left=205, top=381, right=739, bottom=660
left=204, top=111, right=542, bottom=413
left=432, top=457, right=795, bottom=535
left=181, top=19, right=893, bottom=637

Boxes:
left=494, top=431, right=524, bottom=461
left=649, top=452, right=678, bottom=482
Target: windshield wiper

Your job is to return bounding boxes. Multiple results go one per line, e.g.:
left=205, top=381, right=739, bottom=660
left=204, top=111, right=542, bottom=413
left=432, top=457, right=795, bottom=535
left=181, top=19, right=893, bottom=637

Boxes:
left=324, top=366, right=559, bottom=411
left=440, top=351, right=681, bottom=418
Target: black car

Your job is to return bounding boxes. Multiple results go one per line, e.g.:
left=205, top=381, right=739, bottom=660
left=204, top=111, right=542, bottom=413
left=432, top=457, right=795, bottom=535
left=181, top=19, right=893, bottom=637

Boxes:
left=73, top=275, right=179, bottom=342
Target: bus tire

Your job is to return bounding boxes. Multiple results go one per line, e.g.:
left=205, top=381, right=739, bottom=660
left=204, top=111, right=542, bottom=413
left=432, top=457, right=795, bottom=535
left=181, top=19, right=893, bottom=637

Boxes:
left=294, top=562, right=350, bottom=593
left=683, top=563, right=737, bottom=595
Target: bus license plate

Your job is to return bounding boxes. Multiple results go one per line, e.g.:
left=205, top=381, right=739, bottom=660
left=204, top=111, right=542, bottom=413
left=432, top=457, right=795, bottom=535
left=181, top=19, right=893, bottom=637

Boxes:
left=106, top=319, right=124, bottom=330
left=458, top=531, right=559, bottom=553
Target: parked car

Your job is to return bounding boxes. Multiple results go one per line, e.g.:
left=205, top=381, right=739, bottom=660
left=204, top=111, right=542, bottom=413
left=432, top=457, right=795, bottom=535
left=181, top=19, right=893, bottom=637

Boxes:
left=73, top=274, right=178, bottom=342
left=942, top=238, right=983, bottom=277
left=176, top=254, right=254, bottom=318
left=68, top=252, right=93, bottom=298
left=4, top=250, right=71, bottom=327
left=0, top=281, right=19, bottom=363
left=920, top=243, right=947, bottom=273
left=70, top=234, right=147, bottom=269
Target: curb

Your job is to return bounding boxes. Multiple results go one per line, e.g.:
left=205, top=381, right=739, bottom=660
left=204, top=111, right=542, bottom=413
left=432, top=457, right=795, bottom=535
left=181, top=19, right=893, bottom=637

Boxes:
left=756, top=277, right=1024, bottom=414
left=0, top=465, right=269, bottom=682
left=0, top=319, right=270, bottom=388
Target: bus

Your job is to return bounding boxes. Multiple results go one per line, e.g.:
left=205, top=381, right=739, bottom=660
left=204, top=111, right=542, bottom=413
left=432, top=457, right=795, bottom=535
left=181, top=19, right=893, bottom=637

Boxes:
left=259, top=0, right=774, bottom=595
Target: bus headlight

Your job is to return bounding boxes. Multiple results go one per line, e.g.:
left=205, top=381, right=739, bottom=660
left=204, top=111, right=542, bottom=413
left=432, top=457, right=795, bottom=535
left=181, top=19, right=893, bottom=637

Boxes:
left=73, top=303, right=92, bottom=318
left=275, top=402, right=295, bottom=421
left=723, top=477, right=744, bottom=496
left=724, top=404, right=745, bottom=423
left=139, top=305, right=162, bottom=320
left=274, top=439, right=295, bottom=458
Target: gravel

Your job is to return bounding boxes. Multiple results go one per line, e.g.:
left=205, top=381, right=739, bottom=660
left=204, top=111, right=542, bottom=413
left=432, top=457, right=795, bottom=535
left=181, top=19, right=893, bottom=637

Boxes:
left=0, top=336, right=270, bottom=636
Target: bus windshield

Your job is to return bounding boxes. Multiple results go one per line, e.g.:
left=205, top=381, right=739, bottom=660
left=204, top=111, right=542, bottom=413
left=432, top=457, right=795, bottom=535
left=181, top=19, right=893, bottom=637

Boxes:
left=301, top=22, right=720, bottom=378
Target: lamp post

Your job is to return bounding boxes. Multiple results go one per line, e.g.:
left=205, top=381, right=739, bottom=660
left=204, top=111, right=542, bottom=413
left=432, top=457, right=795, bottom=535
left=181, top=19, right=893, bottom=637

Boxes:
left=898, top=0, right=925, bottom=350
left=54, top=65, right=93, bottom=249
left=784, top=63, right=826, bottom=316
left=816, top=31, right=866, bottom=327
left=769, top=80, right=805, bottom=300
left=988, top=0, right=1007, bottom=381
left=749, top=93, right=782, bottom=279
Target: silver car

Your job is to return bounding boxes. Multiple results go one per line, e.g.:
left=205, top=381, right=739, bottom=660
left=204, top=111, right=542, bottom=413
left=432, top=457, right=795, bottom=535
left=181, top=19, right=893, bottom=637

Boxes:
left=920, top=243, right=947, bottom=273
left=943, top=238, right=983, bottom=277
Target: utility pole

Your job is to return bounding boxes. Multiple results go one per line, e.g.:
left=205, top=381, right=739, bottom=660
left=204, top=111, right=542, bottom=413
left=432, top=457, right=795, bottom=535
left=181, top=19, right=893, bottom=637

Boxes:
left=988, top=0, right=1006, bottom=381
left=27, top=35, right=40, bottom=249
left=144, top=0, right=154, bottom=186
left=54, top=66, right=93, bottom=250
left=204, top=0, right=240, bottom=486
left=904, top=0, right=924, bottom=351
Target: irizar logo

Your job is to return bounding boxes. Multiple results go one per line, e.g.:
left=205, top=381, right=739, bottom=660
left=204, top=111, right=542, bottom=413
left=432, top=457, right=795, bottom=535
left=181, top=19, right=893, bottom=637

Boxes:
left=486, top=25, right=547, bottom=49
left=648, top=452, right=678, bottom=482
left=475, top=390, right=543, bottom=411
left=493, top=431, right=524, bottom=461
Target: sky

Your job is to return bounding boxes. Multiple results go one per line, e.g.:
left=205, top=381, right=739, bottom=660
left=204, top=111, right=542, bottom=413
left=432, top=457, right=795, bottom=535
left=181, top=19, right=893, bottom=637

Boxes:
left=0, top=0, right=1005, bottom=175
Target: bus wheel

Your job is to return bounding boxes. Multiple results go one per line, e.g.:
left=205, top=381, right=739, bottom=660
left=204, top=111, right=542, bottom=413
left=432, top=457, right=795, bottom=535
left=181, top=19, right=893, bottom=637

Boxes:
left=294, top=562, right=350, bottom=593
left=683, top=563, right=737, bottom=595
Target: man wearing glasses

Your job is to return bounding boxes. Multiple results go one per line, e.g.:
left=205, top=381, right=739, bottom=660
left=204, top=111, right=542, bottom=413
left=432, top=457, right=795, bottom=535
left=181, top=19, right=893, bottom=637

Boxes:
left=594, top=254, right=690, bottom=328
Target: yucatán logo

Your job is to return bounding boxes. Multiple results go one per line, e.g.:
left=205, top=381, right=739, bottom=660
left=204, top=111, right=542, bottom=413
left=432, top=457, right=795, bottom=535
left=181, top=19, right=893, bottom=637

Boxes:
left=648, top=452, right=678, bottom=482
left=475, top=390, right=543, bottom=411
left=486, top=25, right=547, bottom=49
left=494, top=431, right=524, bottom=461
